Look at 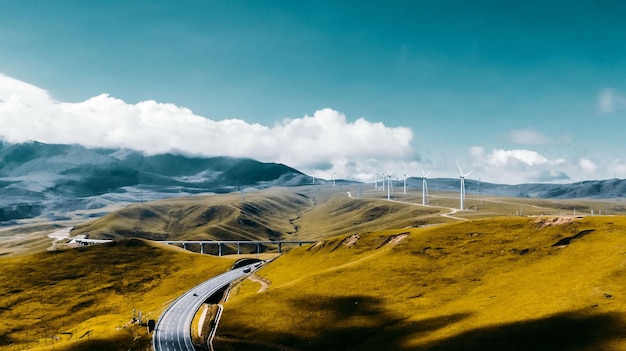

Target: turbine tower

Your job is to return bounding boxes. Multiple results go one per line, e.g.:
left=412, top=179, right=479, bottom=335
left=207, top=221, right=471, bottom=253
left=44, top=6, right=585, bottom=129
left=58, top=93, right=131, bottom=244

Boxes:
left=381, top=172, right=386, bottom=192
left=457, top=162, right=473, bottom=210
left=403, top=164, right=408, bottom=194
left=387, top=170, right=393, bottom=200
left=421, top=168, right=431, bottom=206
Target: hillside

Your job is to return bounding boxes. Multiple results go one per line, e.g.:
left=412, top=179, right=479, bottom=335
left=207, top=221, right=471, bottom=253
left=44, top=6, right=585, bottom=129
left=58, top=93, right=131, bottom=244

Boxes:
left=70, top=189, right=314, bottom=244
left=218, top=216, right=626, bottom=350
left=0, top=238, right=237, bottom=351
left=68, top=185, right=626, bottom=248
left=69, top=187, right=451, bottom=246
left=4, top=187, right=626, bottom=350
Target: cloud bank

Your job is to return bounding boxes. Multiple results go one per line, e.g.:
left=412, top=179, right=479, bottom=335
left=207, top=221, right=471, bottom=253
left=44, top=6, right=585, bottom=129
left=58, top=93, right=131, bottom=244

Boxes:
left=1, top=74, right=621, bottom=184
left=466, top=146, right=612, bottom=184
left=0, top=74, right=413, bottom=180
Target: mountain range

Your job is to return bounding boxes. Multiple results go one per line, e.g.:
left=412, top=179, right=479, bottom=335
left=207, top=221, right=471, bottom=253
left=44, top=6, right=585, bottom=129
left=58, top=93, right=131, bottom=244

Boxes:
left=0, top=141, right=307, bottom=223
left=1, top=140, right=625, bottom=224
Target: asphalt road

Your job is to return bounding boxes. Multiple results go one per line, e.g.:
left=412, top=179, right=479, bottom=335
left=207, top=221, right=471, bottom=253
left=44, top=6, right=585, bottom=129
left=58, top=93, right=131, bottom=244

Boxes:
left=152, top=265, right=255, bottom=351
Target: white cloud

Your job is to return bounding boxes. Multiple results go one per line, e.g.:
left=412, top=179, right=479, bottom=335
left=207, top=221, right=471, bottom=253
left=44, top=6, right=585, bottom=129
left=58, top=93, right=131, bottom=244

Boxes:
left=487, top=149, right=549, bottom=167
left=508, top=128, right=550, bottom=145
left=0, top=74, right=414, bottom=180
left=466, top=147, right=573, bottom=184
left=579, top=158, right=598, bottom=173
left=597, top=88, right=626, bottom=115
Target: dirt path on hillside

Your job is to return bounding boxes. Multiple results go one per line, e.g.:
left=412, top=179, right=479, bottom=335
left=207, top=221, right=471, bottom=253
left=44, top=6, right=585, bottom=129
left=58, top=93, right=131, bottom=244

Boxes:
left=347, top=191, right=468, bottom=222
left=440, top=208, right=469, bottom=221
left=247, top=274, right=271, bottom=293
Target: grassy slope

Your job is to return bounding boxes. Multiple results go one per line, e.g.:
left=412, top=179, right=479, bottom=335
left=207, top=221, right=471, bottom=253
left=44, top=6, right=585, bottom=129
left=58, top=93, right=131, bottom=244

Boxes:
left=70, top=189, right=313, bottom=243
left=69, top=187, right=452, bottom=245
left=219, top=216, right=626, bottom=351
left=290, top=190, right=447, bottom=241
left=0, top=239, right=236, bottom=351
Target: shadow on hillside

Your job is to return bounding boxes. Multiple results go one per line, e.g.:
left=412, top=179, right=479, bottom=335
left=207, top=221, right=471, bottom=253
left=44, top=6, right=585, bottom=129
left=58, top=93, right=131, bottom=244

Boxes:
left=220, top=297, right=626, bottom=351
left=218, top=294, right=472, bottom=351
left=289, top=295, right=472, bottom=351
left=421, top=309, right=626, bottom=351
left=62, top=334, right=151, bottom=351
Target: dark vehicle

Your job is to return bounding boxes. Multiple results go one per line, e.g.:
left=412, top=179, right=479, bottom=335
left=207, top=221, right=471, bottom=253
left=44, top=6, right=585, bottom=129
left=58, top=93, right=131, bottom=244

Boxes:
left=243, top=267, right=251, bottom=273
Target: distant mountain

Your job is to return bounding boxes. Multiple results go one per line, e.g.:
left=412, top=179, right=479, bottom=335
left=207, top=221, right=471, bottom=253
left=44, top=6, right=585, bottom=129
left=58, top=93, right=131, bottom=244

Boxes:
left=0, top=141, right=307, bottom=224
left=421, top=178, right=626, bottom=200
left=2, top=140, right=625, bottom=225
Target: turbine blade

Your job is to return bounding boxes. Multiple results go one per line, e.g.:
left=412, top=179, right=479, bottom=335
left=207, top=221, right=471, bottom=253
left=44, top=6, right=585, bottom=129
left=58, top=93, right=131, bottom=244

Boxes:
left=456, top=161, right=464, bottom=175
left=426, top=170, right=432, bottom=177
left=465, top=170, right=473, bottom=177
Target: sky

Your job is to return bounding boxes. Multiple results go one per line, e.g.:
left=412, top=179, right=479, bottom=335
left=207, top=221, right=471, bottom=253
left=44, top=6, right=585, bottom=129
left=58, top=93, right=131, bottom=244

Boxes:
left=2, top=0, right=626, bottom=184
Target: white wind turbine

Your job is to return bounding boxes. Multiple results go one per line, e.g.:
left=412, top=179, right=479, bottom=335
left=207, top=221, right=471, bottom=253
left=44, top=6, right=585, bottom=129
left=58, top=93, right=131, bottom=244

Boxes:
left=387, top=169, right=393, bottom=200
left=456, top=161, right=473, bottom=210
left=421, top=168, right=431, bottom=206
left=403, top=164, right=408, bottom=194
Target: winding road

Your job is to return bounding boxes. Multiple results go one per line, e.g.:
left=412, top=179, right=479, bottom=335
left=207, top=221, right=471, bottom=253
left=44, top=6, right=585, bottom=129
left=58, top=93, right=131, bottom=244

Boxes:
left=152, top=265, right=256, bottom=351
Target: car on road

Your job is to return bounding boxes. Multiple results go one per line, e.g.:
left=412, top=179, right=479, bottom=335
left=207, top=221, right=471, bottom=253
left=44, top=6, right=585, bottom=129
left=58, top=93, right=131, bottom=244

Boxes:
left=243, top=267, right=251, bottom=273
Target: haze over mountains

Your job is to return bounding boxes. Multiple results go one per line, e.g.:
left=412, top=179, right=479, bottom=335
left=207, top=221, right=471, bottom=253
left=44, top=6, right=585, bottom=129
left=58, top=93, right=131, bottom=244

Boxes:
left=0, top=141, right=307, bottom=223
left=1, top=140, right=625, bottom=224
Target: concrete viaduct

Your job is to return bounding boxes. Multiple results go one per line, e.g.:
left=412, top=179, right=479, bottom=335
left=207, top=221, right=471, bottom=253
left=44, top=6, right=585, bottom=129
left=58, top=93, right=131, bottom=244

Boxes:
left=72, top=238, right=316, bottom=256
left=161, top=240, right=316, bottom=256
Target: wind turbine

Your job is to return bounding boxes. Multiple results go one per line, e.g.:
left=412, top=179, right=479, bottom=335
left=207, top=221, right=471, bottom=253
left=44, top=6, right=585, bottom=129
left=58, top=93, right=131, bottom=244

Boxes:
left=403, top=164, right=408, bottom=194
left=457, top=162, right=473, bottom=210
left=381, top=172, right=386, bottom=192
left=421, top=168, right=431, bottom=206
left=387, top=169, right=393, bottom=200
left=374, top=173, right=378, bottom=190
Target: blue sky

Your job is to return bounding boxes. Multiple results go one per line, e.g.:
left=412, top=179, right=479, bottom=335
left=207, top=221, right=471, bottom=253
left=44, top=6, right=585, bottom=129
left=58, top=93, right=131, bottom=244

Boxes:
left=1, top=0, right=626, bottom=184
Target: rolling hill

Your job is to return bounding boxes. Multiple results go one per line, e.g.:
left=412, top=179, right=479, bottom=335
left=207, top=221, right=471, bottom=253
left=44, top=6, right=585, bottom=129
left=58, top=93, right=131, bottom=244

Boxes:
left=3, top=184, right=626, bottom=350
left=218, top=216, right=626, bottom=351
left=0, top=238, right=239, bottom=351
left=69, top=187, right=450, bottom=246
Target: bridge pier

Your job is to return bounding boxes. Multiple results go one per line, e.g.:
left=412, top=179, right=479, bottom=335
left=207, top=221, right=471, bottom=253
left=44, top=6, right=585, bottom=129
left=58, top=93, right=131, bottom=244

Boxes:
left=200, top=243, right=205, bottom=254
left=278, top=242, right=282, bottom=253
left=218, top=243, right=223, bottom=256
left=237, top=243, right=241, bottom=255
left=183, top=243, right=188, bottom=250
left=257, top=243, right=261, bottom=254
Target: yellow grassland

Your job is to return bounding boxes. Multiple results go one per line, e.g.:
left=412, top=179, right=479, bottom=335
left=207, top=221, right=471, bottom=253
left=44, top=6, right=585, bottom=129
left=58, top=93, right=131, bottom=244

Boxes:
left=219, top=216, right=626, bottom=350
left=3, top=186, right=626, bottom=350
left=0, top=239, right=237, bottom=350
